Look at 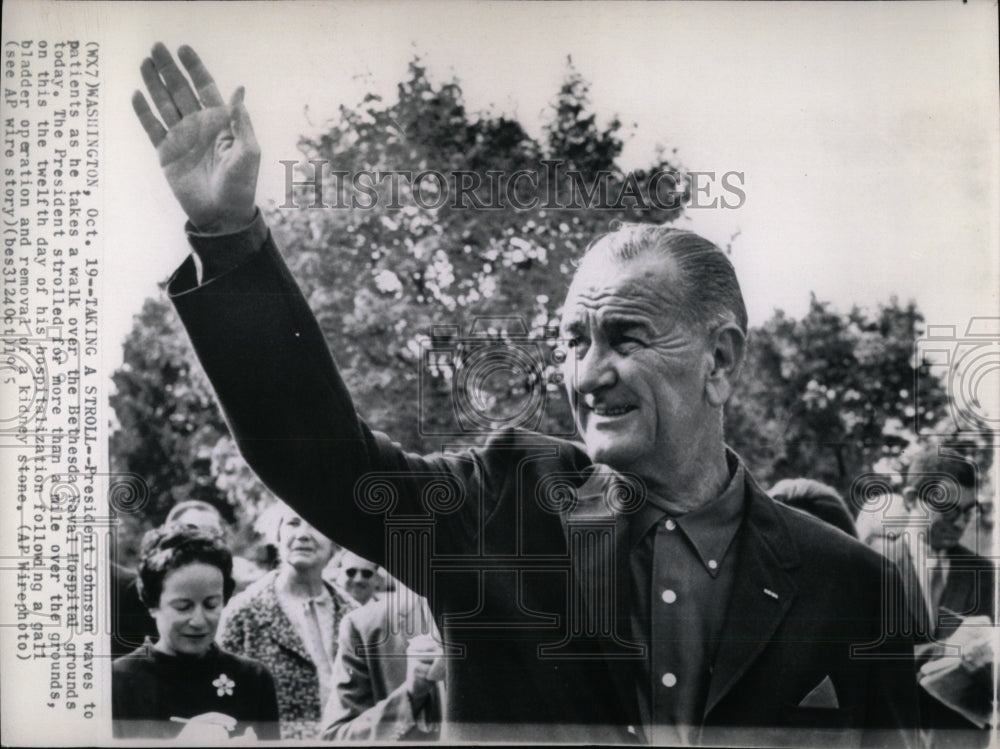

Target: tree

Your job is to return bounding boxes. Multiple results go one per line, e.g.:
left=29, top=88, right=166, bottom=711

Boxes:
left=724, top=295, right=952, bottom=507
left=109, top=296, right=232, bottom=562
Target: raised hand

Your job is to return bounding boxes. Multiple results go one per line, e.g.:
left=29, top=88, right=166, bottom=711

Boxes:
left=133, top=44, right=260, bottom=234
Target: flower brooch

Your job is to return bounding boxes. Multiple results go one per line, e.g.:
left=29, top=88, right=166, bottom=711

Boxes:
left=212, top=673, right=235, bottom=697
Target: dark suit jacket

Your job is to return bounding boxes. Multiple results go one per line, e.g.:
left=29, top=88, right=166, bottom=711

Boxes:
left=927, top=545, right=995, bottom=747
left=878, top=536, right=994, bottom=643
left=321, top=597, right=443, bottom=741
left=936, top=545, right=995, bottom=638
left=169, top=230, right=919, bottom=745
left=880, top=536, right=995, bottom=745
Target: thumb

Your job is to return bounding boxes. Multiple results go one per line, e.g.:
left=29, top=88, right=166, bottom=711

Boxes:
left=229, top=87, right=258, bottom=150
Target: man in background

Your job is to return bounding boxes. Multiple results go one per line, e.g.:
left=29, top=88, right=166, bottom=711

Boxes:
left=322, top=578, right=443, bottom=741
left=336, top=552, right=382, bottom=607
left=862, top=448, right=995, bottom=747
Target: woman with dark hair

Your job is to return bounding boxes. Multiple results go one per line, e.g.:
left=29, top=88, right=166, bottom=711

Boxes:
left=112, top=524, right=280, bottom=741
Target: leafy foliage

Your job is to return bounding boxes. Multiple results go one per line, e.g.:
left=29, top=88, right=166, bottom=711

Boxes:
left=110, top=59, right=956, bottom=556
left=725, top=296, right=954, bottom=499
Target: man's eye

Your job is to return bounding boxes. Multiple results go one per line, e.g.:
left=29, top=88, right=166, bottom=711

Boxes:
left=613, top=336, right=644, bottom=352
left=172, top=602, right=192, bottom=613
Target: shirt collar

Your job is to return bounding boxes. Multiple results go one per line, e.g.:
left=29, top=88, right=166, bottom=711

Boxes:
left=274, top=579, right=334, bottom=610
left=305, top=590, right=332, bottom=610
left=628, top=450, right=747, bottom=577
left=676, top=458, right=745, bottom=576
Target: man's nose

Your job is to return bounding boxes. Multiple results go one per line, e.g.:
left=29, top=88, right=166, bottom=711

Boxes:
left=572, top=344, right=616, bottom=395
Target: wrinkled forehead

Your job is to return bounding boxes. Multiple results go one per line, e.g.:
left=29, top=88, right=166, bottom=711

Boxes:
left=563, top=249, right=683, bottom=319
left=277, top=508, right=324, bottom=536
left=278, top=507, right=302, bottom=525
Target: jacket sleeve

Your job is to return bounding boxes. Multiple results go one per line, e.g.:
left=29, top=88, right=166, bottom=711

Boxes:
left=320, top=614, right=439, bottom=741
left=167, top=226, right=503, bottom=592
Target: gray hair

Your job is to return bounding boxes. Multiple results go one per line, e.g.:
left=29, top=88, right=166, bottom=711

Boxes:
left=582, top=224, right=748, bottom=336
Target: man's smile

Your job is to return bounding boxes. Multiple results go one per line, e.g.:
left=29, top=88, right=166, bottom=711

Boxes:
left=589, top=404, right=637, bottom=418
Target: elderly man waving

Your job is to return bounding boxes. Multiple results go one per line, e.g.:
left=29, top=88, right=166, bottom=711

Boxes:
left=133, top=43, right=919, bottom=745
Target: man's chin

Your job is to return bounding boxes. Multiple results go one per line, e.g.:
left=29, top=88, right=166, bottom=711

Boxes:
left=583, top=441, right=637, bottom=471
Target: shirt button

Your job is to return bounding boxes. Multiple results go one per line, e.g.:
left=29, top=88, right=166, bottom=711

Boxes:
left=664, top=519, right=677, bottom=531
left=708, top=559, right=718, bottom=570
left=661, top=672, right=677, bottom=688
left=661, top=589, right=677, bottom=604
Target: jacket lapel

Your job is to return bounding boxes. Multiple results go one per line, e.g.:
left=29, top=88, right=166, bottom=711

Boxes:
left=704, top=480, right=799, bottom=718
left=261, top=573, right=314, bottom=663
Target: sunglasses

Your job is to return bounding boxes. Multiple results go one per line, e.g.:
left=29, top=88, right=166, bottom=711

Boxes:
left=346, top=568, right=375, bottom=579
left=940, top=502, right=982, bottom=522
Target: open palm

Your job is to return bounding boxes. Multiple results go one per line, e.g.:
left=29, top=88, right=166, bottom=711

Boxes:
left=133, top=44, right=259, bottom=234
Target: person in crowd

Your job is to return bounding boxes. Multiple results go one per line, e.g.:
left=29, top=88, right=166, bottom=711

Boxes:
left=112, top=500, right=263, bottom=658
left=133, top=44, right=918, bottom=745
left=218, top=503, right=356, bottom=739
left=112, top=524, right=280, bottom=741
left=165, top=498, right=226, bottom=530
left=322, top=578, right=444, bottom=741
left=337, top=551, right=382, bottom=606
left=861, top=448, right=996, bottom=747
left=167, top=499, right=267, bottom=592
left=769, top=477, right=858, bottom=537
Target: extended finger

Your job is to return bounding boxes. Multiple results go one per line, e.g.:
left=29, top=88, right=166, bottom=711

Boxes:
left=131, top=91, right=167, bottom=147
left=151, top=43, right=201, bottom=116
left=178, top=45, right=224, bottom=107
left=229, top=87, right=259, bottom=152
left=141, top=57, right=181, bottom=127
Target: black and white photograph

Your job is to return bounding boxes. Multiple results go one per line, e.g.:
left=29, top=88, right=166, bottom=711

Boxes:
left=1, top=1, right=997, bottom=746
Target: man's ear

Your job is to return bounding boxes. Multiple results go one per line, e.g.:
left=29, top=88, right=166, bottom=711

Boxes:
left=705, top=323, right=746, bottom=408
left=901, top=486, right=917, bottom=513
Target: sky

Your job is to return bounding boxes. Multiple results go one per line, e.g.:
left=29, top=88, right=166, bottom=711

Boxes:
left=11, top=1, right=1000, bottom=380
